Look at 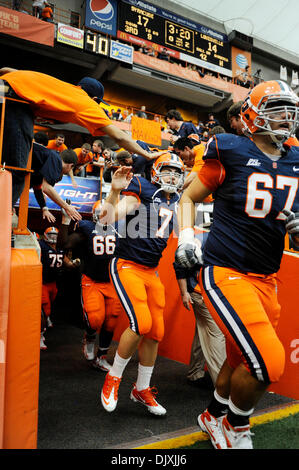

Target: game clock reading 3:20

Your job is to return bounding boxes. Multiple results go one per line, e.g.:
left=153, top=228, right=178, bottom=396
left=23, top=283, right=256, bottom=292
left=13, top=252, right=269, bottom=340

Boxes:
left=118, top=1, right=231, bottom=71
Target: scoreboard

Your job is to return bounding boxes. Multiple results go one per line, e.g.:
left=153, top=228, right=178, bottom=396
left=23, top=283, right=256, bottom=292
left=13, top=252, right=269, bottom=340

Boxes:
left=117, top=0, right=231, bottom=74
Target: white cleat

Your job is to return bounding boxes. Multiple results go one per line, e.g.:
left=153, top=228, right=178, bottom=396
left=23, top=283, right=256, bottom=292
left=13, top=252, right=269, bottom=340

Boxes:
left=101, top=373, right=121, bottom=412
left=197, top=409, right=227, bottom=449
left=92, top=356, right=112, bottom=372
left=40, top=333, right=47, bottom=350
left=47, top=317, right=53, bottom=328
left=82, top=334, right=96, bottom=361
left=130, top=384, right=166, bottom=416
left=221, top=416, right=253, bottom=449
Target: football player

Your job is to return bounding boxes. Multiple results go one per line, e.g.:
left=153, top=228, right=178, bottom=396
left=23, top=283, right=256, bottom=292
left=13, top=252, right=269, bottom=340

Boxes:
left=58, top=201, right=124, bottom=371
left=175, top=80, right=299, bottom=449
left=99, top=153, right=184, bottom=415
left=39, top=227, right=67, bottom=349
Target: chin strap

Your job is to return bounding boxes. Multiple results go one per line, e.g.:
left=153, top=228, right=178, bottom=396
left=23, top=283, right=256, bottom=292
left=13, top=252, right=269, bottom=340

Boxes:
left=152, top=187, right=180, bottom=212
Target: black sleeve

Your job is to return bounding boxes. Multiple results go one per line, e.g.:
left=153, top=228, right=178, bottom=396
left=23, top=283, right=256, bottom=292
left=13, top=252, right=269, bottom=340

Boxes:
left=172, top=261, right=189, bottom=280
left=33, top=187, right=46, bottom=209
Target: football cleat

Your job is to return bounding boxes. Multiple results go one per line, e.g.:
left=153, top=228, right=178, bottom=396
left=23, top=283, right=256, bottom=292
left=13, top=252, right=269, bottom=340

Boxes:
left=47, top=316, right=53, bottom=328
left=40, top=333, right=47, bottom=351
left=101, top=373, right=121, bottom=412
left=197, top=409, right=227, bottom=449
left=221, top=416, right=253, bottom=449
left=82, top=333, right=96, bottom=361
left=130, top=384, right=166, bottom=416
left=92, top=355, right=112, bottom=372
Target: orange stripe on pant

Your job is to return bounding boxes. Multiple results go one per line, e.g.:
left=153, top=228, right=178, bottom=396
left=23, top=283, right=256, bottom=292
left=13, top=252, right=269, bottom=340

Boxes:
left=81, top=274, right=123, bottom=332
left=199, top=266, right=285, bottom=383
left=41, top=282, right=57, bottom=318
left=109, top=258, right=166, bottom=342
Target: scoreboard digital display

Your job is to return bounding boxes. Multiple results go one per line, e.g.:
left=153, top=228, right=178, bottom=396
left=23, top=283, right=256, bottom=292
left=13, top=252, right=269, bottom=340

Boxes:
left=118, top=0, right=231, bottom=74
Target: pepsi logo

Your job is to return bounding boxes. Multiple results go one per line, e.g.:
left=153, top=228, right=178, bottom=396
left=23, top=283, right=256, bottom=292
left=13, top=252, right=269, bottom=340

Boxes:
left=90, top=0, right=114, bottom=21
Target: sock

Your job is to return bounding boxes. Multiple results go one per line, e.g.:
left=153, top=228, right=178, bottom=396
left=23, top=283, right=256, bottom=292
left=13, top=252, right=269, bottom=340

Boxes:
left=98, top=328, right=113, bottom=350
left=109, top=351, right=131, bottom=379
left=207, top=390, right=229, bottom=418
left=98, top=329, right=114, bottom=358
left=226, top=397, right=254, bottom=427
left=135, top=364, right=154, bottom=391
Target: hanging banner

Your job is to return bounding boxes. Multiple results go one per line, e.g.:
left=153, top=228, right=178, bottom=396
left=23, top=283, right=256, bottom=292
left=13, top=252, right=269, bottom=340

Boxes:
left=85, top=0, right=118, bottom=36
left=231, top=46, right=252, bottom=79
left=56, top=23, right=84, bottom=49
left=0, top=7, right=54, bottom=47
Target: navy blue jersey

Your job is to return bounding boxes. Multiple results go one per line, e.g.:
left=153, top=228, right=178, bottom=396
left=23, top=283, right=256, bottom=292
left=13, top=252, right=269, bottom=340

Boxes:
left=39, top=239, right=64, bottom=283
left=77, top=219, right=117, bottom=282
left=31, top=142, right=62, bottom=187
left=115, top=176, right=178, bottom=267
left=174, top=122, right=200, bottom=139
left=202, top=134, right=299, bottom=274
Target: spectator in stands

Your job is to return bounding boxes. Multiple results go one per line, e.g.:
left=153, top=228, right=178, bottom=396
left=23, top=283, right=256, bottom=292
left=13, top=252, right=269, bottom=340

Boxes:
left=226, top=101, right=243, bottom=135
left=253, top=69, right=264, bottom=86
left=205, top=113, right=220, bottom=131
left=144, top=45, right=156, bottom=57
left=85, top=140, right=105, bottom=178
left=31, top=131, right=81, bottom=221
left=47, top=133, right=77, bottom=187
left=136, top=105, right=147, bottom=119
left=47, top=134, right=67, bottom=153
left=138, top=42, right=147, bottom=53
left=73, top=143, right=93, bottom=176
left=41, top=2, right=53, bottom=22
left=124, top=109, right=134, bottom=123
left=0, top=68, right=163, bottom=206
left=237, top=65, right=254, bottom=88
left=115, top=150, right=133, bottom=167
left=158, top=47, right=170, bottom=62
left=13, top=0, right=22, bottom=10
left=102, top=148, right=118, bottom=183
left=32, top=0, right=46, bottom=17
left=111, top=108, right=123, bottom=121
left=165, top=109, right=200, bottom=145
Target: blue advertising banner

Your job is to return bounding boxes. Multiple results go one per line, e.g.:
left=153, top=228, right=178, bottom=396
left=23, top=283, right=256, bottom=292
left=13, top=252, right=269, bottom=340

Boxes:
left=25, top=176, right=111, bottom=214
left=85, top=0, right=118, bottom=36
left=110, top=40, right=133, bottom=64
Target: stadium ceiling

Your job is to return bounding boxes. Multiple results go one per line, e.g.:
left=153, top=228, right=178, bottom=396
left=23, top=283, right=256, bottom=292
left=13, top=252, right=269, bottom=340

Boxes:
left=168, top=0, right=299, bottom=59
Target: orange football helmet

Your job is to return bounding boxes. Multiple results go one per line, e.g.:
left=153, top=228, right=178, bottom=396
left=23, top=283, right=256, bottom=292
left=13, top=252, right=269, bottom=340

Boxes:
left=44, top=227, right=58, bottom=244
left=240, top=80, right=299, bottom=144
left=151, top=152, right=184, bottom=193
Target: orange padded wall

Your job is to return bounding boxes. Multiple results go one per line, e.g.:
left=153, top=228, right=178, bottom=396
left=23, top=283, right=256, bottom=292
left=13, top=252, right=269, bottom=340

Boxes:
left=3, top=248, right=42, bottom=449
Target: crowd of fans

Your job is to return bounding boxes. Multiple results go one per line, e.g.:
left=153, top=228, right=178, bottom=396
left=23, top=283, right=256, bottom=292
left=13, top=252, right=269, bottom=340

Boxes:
left=12, top=1, right=54, bottom=21
left=136, top=42, right=264, bottom=88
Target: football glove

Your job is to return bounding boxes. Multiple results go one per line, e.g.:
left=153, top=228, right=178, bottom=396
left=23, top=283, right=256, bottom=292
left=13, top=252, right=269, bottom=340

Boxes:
left=61, top=199, right=72, bottom=225
left=283, top=209, right=299, bottom=245
left=175, top=228, right=203, bottom=268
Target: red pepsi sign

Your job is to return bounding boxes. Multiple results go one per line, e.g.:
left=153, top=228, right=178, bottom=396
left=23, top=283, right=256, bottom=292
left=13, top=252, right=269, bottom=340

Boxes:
left=85, top=0, right=117, bottom=36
